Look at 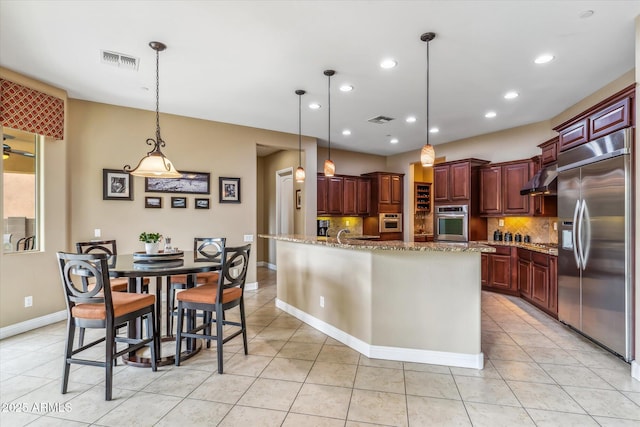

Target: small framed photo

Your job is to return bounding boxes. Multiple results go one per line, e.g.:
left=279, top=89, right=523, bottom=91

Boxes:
left=219, top=177, right=241, bottom=204
left=296, top=189, right=302, bottom=209
left=103, top=169, right=133, bottom=200
left=171, top=197, right=187, bottom=208
left=145, top=196, right=162, bottom=208
left=195, top=198, right=210, bottom=209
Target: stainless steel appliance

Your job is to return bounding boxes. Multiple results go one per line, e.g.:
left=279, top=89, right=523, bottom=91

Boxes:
left=435, top=205, right=468, bottom=242
left=317, top=220, right=329, bottom=237
left=379, top=213, right=402, bottom=233
left=557, top=127, right=633, bottom=361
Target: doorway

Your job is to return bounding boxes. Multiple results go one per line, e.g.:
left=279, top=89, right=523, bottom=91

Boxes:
left=276, top=167, right=294, bottom=236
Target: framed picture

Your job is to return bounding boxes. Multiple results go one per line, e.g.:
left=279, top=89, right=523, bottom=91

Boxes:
left=219, top=177, right=241, bottom=203
left=195, top=198, right=210, bottom=209
left=296, top=189, right=302, bottom=209
left=171, top=196, right=187, bottom=208
left=145, top=196, right=162, bottom=208
left=103, top=169, right=133, bottom=200
left=145, top=171, right=210, bottom=194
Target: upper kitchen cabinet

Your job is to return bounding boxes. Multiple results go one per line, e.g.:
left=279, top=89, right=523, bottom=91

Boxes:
left=362, top=172, right=404, bottom=214
left=433, top=159, right=488, bottom=204
left=317, top=174, right=343, bottom=215
left=555, top=84, right=635, bottom=152
left=480, top=159, right=533, bottom=216
left=538, top=137, right=558, bottom=166
left=356, top=177, right=371, bottom=215
left=317, top=174, right=370, bottom=216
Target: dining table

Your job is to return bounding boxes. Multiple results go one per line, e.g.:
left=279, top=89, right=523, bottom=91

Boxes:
left=108, top=250, right=223, bottom=367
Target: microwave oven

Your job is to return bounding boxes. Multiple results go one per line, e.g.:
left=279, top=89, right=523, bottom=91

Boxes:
left=435, top=205, right=468, bottom=241
left=379, top=213, right=402, bottom=233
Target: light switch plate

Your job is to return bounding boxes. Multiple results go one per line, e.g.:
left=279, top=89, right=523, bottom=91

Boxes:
left=94, top=228, right=101, bottom=238
left=243, top=234, right=254, bottom=242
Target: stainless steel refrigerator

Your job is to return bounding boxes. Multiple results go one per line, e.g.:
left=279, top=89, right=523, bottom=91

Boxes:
left=557, top=127, right=633, bottom=361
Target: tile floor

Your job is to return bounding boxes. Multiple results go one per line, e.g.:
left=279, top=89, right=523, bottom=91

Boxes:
left=1, top=267, right=639, bottom=426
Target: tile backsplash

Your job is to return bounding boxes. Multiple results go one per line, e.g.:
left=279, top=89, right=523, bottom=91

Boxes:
left=317, top=216, right=364, bottom=237
left=487, top=217, right=558, bottom=244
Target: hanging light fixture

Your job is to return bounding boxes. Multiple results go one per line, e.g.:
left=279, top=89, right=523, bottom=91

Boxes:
left=294, top=89, right=306, bottom=183
left=124, top=41, right=181, bottom=178
left=420, top=32, right=436, bottom=167
left=323, top=69, right=336, bottom=177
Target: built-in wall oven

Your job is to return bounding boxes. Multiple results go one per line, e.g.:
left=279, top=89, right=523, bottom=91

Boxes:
left=435, top=205, right=468, bottom=241
left=379, top=213, right=402, bottom=233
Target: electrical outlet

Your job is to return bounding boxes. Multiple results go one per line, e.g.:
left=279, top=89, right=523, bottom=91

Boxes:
left=346, top=220, right=350, bottom=226
left=498, top=219, right=504, bottom=227
left=320, top=296, right=325, bottom=308
left=24, top=296, right=33, bottom=308
left=94, top=228, right=101, bottom=238
left=243, top=234, right=254, bottom=242
left=553, top=222, right=557, bottom=231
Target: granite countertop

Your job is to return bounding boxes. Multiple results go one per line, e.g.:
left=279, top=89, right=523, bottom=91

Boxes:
left=260, top=234, right=496, bottom=253
left=478, top=240, right=559, bottom=256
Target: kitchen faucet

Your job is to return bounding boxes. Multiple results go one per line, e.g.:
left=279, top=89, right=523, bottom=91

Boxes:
left=336, top=228, right=350, bottom=242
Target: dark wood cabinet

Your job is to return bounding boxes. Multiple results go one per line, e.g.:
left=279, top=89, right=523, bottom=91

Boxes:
left=356, top=178, right=371, bottom=215
left=450, top=162, right=471, bottom=201
left=482, top=245, right=518, bottom=295
left=433, top=166, right=450, bottom=202
left=538, top=137, right=558, bottom=165
left=362, top=172, right=404, bottom=214
left=555, top=84, right=635, bottom=152
left=480, top=160, right=533, bottom=216
left=433, top=159, right=488, bottom=205
left=516, top=248, right=557, bottom=317
left=318, top=174, right=370, bottom=216
left=481, top=253, right=488, bottom=287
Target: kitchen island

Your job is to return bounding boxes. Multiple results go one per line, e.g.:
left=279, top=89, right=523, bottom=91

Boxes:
left=261, top=235, right=495, bottom=369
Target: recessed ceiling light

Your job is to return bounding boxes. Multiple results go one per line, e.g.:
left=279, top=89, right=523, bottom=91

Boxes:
left=534, top=54, right=554, bottom=64
left=309, top=102, right=321, bottom=110
left=342, top=129, right=351, bottom=136
left=390, top=138, right=399, bottom=144
left=380, top=58, right=397, bottom=69
left=406, top=116, right=417, bottom=123
left=485, top=111, right=497, bottom=118
left=429, top=127, right=439, bottom=133
left=340, top=84, right=354, bottom=92
left=504, top=91, right=519, bottom=99
left=579, top=10, right=594, bottom=19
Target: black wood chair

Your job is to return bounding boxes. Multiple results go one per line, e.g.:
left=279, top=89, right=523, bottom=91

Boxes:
left=166, top=237, right=226, bottom=335
left=174, top=244, right=250, bottom=374
left=57, top=252, right=158, bottom=401
left=76, top=240, right=150, bottom=344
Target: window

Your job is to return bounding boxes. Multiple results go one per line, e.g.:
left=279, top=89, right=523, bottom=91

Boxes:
left=3, top=128, right=41, bottom=252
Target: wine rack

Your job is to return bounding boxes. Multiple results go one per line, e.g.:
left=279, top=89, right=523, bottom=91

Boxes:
left=415, top=182, right=431, bottom=212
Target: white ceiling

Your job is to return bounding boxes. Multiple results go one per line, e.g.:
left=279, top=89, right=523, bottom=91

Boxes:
left=1, top=1, right=638, bottom=156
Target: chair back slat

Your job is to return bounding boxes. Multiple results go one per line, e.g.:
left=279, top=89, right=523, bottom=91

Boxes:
left=217, top=244, right=251, bottom=299
left=194, top=237, right=226, bottom=261
left=57, top=252, right=114, bottom=316
left=76, top=240, right=118, bottom=256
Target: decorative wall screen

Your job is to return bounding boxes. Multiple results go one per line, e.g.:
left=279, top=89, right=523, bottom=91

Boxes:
left=0, top=79, right=64, bottom=140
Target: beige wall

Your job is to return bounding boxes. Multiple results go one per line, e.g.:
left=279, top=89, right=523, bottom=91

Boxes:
left=317, top=147, right=387, bottom=176
left=0, top=67, right=69, bottom=328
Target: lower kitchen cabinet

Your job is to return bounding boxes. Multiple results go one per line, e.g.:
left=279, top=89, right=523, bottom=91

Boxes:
left=516, top=248, right=558, bottom=317
left=481, top=245, right=518, bottom=296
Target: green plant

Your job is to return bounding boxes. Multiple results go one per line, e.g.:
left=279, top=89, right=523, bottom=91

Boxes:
left=139, top=232, right=162, bottom=243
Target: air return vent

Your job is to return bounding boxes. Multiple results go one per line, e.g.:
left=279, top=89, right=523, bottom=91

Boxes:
left=101, top=50, right=139, bottom=70
left=368, top=115, right=395, bottom=124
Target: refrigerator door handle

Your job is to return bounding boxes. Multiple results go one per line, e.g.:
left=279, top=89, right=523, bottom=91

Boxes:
left=581, top=199, right=591, bottom=269
left=572, top=199, right=581, bottom=269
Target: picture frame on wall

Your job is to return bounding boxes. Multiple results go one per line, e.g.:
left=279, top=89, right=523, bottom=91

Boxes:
left=195, top=198, right=210, bottom=209
left=171, top=196, right=187, bottom=208
left=103, top=169, right=133, bottom=200
left=219, top=177, right=241, bottom=203
left=296, top=189, right=302, bottom=209
left=145, top=171, right=210, bottom=194
left=145, top=196, right=162, bottom=208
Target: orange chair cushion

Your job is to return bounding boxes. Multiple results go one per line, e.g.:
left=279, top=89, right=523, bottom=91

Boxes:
left=91, top=277, right=151, bottom=293
left=170, top=274, right=209, bottom=286
left=176, top=284, right=241, bottom=305
left=71, top=292, right=155, bottom=320
left=197, top=271, right=220, bottom=284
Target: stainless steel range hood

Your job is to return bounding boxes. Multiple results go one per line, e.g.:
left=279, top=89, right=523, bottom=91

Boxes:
left=520, top=163, right=557, bottom=196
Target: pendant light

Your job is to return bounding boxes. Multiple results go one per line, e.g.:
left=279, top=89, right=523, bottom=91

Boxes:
left=323, top=69, right=336, bottom=177
left=124, top=41, right=181, bottom=178
left=294, top=89, right=306, bottom=182
left=420, top=32, right=436, bottom=167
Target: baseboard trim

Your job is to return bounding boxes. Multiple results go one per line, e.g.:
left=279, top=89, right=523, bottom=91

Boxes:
left=632, top=360, right=640, bottom=381
left=0, top=310, right=67, bottom=340
left=259, top=262, right=276, bottom=271
left=276, top=298, right=483, bottom=369
left=245, top=281, right=258, bottom=291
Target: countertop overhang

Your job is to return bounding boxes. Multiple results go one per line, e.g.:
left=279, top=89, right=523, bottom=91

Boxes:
left=260, top=234, right=495, bottom=253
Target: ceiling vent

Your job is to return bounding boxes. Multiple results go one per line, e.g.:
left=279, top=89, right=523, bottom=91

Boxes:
left=368, top=115, right=395, bottom=124
left=101, top=50, right=139, bottom=70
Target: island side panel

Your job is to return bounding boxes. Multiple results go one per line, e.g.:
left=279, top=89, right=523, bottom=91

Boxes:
left=276, top=240, right=373, bottom=343
left=371, top=250, right=482, bottom=355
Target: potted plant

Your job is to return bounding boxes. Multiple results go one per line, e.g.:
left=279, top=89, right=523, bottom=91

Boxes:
left=139, top=232, right=162, bottom=254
